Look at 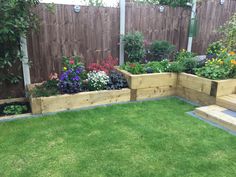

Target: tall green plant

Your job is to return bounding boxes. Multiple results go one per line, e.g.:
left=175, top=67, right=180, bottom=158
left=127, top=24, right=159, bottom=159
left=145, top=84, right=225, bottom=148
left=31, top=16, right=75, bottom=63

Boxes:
left=218, top=13, right=236, bottom=51
left=0, top=0, right=39, bottom=85
left=122, top=32, right=145, bottom=62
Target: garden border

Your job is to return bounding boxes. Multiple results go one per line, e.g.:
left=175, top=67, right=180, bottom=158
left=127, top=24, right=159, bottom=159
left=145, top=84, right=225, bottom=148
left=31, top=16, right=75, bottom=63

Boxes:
left=12, top=69, right=236, bottom=115
left=116, top=68, right=236, bottom=105
left=28, top=87, right=131, bottom=114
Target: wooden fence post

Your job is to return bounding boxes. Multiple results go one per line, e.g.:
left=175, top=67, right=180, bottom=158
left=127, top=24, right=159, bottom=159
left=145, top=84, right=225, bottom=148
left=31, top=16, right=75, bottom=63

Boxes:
left=20, top=37, right=31, bottom=95
left=119, top=0, right=125, bottom=65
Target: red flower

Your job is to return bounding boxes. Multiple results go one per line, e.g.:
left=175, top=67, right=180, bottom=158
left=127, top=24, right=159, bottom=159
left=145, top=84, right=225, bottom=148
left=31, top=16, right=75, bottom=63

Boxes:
left=69, top=59, right=75, bottom=65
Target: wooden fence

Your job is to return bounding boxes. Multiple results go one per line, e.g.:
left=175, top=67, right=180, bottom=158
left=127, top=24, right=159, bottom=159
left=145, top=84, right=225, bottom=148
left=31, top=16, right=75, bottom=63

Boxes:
left=1, top=0, right=236, bottom=99
left=192, top=0, right=236, bottom=54
left=27, top=3, right=190, bottom=83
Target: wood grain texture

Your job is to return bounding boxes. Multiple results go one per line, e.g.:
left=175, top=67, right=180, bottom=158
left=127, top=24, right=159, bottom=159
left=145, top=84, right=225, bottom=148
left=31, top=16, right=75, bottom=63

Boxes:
left=192, top=0, right=236, bottom=54
left=177, top=73, right=213, bottom=95
left=27, top=3, right=190, bottom=83
left=195, top=105, right=236, bottom=132
left=30, top=89, right=131, bottom=114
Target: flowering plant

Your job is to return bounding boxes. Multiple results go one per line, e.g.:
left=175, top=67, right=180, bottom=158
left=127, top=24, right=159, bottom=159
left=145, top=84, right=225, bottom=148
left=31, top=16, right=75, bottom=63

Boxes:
left=87, top=71, right=109, bottom=91
left=59, top=67, right=84, bottom=94
left=62, top=56, right=84, bottom=71
left=120, top=62, right=145, bottom=74
left=87, top=55, right=118, bottom=74
left=195, top=53, right=236, bottom=80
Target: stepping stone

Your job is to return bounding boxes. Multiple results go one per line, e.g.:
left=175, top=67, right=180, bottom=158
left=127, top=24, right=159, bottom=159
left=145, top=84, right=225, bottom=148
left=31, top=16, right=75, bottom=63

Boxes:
left=195, top=105, right=236, bottom=132
left=217, top=94, right=236, bottom=112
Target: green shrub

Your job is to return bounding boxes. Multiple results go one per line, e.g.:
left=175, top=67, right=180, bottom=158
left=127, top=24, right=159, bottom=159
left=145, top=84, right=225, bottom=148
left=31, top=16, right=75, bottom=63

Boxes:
left=144, top=60, right=169, bottom=73
left=176, top=49, right=196, bottom=61
left=31, top=79, right=59, bottom=97
left=180, top=57, right=199, bottom=74
left=120, top=63, right=145, bottom=74
left=206, top=41, right=225, bottom=56
left=195, top=58, right=235, bottom=80
left=3, top=105, right=28, bottom=115
left=167, top=62, right=185, bottom=73
left=123, top=32, right=145, bottom=62
left=148, top=40, right=176, bottom=61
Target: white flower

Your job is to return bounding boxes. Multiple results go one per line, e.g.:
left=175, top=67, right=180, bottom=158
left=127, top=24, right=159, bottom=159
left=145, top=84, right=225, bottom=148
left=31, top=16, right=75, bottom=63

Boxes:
left=87, top=71, right=109, bottom=90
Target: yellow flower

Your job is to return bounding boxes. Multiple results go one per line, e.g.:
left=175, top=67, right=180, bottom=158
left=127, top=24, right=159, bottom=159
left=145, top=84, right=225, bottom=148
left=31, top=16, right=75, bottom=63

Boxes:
left=230, top=59, right=236, bottom=65
left=63, top=67, right=67, bottom=71
left=229, top=51, right=235, bottom=56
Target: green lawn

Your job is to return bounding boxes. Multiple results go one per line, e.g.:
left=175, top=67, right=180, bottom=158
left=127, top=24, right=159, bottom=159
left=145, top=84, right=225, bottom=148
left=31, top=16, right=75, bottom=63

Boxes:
left=0, top=98, right=236, bottom=177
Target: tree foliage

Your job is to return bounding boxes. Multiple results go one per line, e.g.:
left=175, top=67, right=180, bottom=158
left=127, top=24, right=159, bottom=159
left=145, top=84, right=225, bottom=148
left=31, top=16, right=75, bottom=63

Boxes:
left=134, top=0, right=190, bottom=7
left=0, top=0, right=39, bottom=85
left=218, top=13, right=236, bottom=51
left=85, top=0, right=104, bottom=6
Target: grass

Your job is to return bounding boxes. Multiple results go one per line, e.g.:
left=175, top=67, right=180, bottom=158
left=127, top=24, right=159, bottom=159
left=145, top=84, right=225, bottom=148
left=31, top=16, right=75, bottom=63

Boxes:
left=0, top=98, right=236, bottom=177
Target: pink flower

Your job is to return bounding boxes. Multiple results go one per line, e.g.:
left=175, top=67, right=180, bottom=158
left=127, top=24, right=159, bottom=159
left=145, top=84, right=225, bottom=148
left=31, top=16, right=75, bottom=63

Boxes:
left=69, top=59, right=75, bottom=65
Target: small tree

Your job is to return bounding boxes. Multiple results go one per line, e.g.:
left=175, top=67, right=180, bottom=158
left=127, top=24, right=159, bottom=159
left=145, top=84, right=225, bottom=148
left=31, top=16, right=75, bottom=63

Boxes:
left=0, top=0, right=39, bottom=85
left=122, top=32, right=145, bottom=62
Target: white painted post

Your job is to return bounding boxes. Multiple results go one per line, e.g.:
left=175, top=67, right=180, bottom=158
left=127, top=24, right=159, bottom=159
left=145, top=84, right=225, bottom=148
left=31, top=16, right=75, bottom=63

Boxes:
left=20, top=37, right=31, bottom=94
left=119, top=0, right=125, bottom=65
left=187, top=0, right=197, bottom=52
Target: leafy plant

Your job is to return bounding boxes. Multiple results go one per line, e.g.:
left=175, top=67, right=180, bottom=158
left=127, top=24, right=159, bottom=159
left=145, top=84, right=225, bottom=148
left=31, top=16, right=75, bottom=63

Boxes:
left=167, top=62, right=185, bottom=73
left=123, top=32, right=145, bottom=62
left=134, top=0, right=190, bottom=7
left=62, top=56, right=84, bottom=70
left=144, top=60, right=169, bottom=73
left=195, top=57, right=236, bottom=80
left=218, top=13, right=236, bottom=51
left=120, top=63, right=145, bottom=74
left=31, top=79, right=59, bottom=97
left=87, top=71, right=109, bottom=91
left=0, top=0, right=39, bottom=85
left=87, top=55, right=118, bottom=74
left=107, top=71, right=128, bottom=90
left=207, top=41, right=225, bottom=56
left=148, top=40, right=176, bottom=61
left=176, top=49, right=196, bottom=61
left=180, top=57, right=199, bottom=74
left=3, top=105, right=28, bottom=115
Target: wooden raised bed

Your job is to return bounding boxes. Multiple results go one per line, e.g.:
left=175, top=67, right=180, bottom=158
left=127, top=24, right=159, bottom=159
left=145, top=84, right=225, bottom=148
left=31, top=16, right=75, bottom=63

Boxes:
left=117, top=68, right=236, bottom=105
left=116, top=68, right=177, bottom=101
left=177, top=73, right=216, bottom=105
left=29, top=88, right=131, bottom=114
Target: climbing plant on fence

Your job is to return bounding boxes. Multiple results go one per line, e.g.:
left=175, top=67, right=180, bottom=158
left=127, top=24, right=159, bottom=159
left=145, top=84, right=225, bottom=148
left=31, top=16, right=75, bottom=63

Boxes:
left=0, top=0, right=39, bottom=85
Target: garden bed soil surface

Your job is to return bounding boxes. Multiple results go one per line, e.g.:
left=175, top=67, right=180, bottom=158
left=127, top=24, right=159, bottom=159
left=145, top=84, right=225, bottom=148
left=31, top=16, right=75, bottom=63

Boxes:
left=0, top=102, right=31, bottom=117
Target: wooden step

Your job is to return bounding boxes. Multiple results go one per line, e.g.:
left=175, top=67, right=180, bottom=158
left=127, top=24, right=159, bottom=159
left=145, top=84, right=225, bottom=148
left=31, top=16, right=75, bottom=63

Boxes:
left=217, top=94, right=236, bottom=112
left=195, top=105, right=236, bottom=132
